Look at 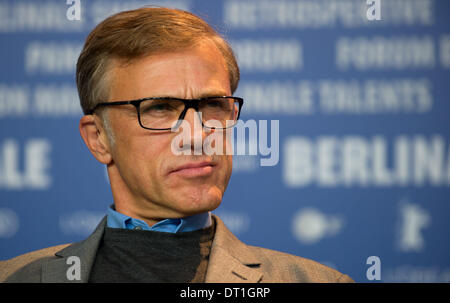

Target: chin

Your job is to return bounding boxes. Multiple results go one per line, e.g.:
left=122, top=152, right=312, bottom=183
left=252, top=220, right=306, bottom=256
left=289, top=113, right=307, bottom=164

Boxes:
left=175, top=185, right=223, bottom=216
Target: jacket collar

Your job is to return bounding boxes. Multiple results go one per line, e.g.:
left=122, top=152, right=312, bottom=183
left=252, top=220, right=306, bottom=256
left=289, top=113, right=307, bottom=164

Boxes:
left=42, top=216, right=107, bottom=283
left=43, top=214, right=263, bottom=283
left=205, top=215, right=263, bottom=282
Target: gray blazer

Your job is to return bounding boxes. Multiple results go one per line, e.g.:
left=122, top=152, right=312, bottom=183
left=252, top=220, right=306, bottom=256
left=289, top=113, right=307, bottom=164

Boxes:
left=0, top=215, right=353, bottom=283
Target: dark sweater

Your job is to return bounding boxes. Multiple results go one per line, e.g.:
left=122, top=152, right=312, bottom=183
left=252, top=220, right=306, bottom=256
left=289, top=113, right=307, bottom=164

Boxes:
left=88, top=222, right=215, bottom=283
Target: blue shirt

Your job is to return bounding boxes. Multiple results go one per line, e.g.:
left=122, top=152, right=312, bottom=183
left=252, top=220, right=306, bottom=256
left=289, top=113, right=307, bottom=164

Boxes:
left=106, top=206, right=212, bottom=233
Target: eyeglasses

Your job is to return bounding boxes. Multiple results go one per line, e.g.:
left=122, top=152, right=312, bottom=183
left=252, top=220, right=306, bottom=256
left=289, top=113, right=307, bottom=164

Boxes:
left=88, top=96, right=244, bottom=131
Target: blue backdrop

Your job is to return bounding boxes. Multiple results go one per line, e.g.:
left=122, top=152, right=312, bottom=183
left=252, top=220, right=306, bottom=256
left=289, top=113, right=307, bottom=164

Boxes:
left=1, top=0, right=449, bottom=283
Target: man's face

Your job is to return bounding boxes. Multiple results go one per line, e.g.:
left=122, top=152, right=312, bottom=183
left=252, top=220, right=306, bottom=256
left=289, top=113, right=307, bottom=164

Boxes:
left=103, top=40, right=233, bottom=221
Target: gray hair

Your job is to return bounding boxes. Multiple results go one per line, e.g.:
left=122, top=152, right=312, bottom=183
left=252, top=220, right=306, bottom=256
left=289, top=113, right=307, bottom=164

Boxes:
left=100, top=109, right=115, bottom=147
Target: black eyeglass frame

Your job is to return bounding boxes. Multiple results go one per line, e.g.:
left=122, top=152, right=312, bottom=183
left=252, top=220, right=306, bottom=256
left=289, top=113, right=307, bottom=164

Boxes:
left=87, top=96, right=244, bottom=131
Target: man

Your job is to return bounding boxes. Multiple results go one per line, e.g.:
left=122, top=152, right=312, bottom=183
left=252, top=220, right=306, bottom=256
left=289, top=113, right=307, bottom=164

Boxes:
left=0, top=7, right=353, bottom=283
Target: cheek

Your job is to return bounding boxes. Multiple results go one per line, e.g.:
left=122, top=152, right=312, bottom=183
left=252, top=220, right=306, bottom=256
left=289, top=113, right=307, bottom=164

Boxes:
left=224, top=155, right=233, bottom=181
left=140, top=136, right=174, bottom=177
left=113, top=128, right=172, bottom=179
left=215, top=154, right=233, bottom=187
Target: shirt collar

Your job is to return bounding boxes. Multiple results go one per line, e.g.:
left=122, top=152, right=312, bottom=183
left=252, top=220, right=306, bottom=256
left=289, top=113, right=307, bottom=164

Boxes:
left=106, top=206, right=212, bottom=233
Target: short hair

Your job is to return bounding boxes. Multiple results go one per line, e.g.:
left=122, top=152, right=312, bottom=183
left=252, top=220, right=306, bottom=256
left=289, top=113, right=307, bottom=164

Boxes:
left=76, top=7, right=240, bottom=115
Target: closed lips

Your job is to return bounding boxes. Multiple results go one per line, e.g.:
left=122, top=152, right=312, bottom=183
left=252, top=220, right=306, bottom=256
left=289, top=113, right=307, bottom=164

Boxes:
left=170, top=161, right=215, bottom=173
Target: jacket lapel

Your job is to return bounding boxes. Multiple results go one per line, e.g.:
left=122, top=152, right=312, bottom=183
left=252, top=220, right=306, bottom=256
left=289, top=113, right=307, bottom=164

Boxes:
left=205, top=215, right=263, bottom=283
left=41, top=216, right=107, bottom=283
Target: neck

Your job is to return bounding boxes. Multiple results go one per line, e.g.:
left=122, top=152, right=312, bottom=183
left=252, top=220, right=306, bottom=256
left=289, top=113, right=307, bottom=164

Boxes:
left=107, top=164, right=191, bottom=227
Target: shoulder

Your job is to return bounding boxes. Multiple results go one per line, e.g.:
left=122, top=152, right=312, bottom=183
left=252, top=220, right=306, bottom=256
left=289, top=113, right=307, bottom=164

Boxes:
left=0, top=244, right=70, bottom=282
left=212, top=214, right=353, bottom=283
left=247, top=245, right=354, bottom=283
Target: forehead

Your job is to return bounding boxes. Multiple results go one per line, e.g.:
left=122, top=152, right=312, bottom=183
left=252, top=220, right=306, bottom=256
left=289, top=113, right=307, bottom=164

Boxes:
left=108, top=40, right=231, bottom=100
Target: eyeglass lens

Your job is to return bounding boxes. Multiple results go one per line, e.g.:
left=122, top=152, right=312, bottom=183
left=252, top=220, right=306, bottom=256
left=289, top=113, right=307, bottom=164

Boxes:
left=139, top=97, right=239, bottom=129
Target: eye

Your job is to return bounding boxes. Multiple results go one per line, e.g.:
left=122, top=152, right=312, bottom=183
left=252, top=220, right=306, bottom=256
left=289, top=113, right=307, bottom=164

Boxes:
left=141, top=100, right=180, bottom=113
left=148, top=103, right=172, bottom=111
left=205, top=100, right=221, bottom=106
left=201, top=99, right=226, bottom=109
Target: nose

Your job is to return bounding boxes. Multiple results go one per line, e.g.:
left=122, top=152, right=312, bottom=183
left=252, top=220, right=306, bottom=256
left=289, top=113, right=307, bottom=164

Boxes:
left=178, top=108, right=211, bottom=155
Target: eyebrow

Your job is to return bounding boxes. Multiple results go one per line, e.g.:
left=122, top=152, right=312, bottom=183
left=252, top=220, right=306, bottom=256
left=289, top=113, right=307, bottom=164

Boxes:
left=198, top=91, right=230, bottom=98
left=153, top=91, right=230, bottom=99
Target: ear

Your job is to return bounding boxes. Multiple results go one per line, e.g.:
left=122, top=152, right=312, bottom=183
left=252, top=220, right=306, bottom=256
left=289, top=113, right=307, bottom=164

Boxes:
left=79, top=115, right=113, bottom=165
